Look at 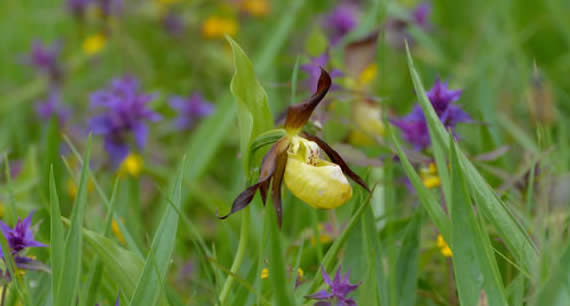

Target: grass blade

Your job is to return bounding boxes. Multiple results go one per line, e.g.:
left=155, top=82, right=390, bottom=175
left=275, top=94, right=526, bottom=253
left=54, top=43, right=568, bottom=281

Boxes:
left=404, top=44, right=538, bottom=271
left=128, top=157, right=185, bottom=306
left=55, top=135, right=91, bottom=306
left=449, top=138, right=508, bottom=306
left=49, top=166, right=65, bottom=306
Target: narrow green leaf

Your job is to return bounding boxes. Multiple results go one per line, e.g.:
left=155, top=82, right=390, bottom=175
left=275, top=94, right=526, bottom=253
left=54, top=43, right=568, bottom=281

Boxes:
left=535, top=242, right=570, bottom=306
left=390, top=131, right=450, bottom=239
left=308, top=191, right=374, bottom=294
left=49, top=166, right=65, bottom=306
left=449, top=139, right=507, bottom=306
left=227, top=36, right=274, bottom=174
left=56, top=135, right=91, bottom=306
left=128, top=157, right=185, bottom=306
left=404, top=44, right=538, bottom=271
left=395, top=212, right=421, bottom=306
left=267, top=201, right=293, bottom=306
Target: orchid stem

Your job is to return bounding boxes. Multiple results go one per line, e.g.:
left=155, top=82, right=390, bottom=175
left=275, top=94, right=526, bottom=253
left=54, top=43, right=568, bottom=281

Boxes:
left=219, top=207, right=250, bottom=304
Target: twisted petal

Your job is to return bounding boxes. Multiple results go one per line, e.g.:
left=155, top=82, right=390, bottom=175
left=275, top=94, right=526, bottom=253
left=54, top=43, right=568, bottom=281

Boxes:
left=217, top=137, right=289, bottom=220
left=306, top=290, right=333, bottom=300
left=284, top=68, right=331, bottom=132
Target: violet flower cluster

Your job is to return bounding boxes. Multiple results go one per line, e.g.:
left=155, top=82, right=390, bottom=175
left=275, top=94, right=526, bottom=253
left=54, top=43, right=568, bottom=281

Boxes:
left=0, top=212, right=48, bottom=281
left=89, top=75, right=161, bottom=164
left=306, top=266, right=360, bottom=306
left=385, top=2, right=432, bottom=49
left=322, top=2, right=359, bottom=46
left=391, top=77, right=471, bottom=150
left=24, top=41, right=72, bottom=126
left=169, top=92, right=214, bottom=130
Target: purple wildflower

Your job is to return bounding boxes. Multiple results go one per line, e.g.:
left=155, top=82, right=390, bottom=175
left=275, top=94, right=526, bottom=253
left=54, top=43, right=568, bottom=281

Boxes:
left=162, top=12, right=185, bottom=37
left=384, top=2, right=432, bottom=49
left=169, top=92, right=214, bottom=130
left=89, top=75, right=161, bottom=164
left=391, top=77, right=470, bottom=150
left=67, top=0, right=92, bottom=17
left=322, top=3, right=359, bottom=46
left=98, top=0, right=123, bottom=17
left=306, top=266, right=360, bottom=306
left=24, top=41, right=63, bottom=84
left=411, top=2, right=432, bottom=30
left=301, top=52, right=343, bottom=93
left=36, top=89, right=71, bottom=125
left=0, top=212, right=47, bottom=255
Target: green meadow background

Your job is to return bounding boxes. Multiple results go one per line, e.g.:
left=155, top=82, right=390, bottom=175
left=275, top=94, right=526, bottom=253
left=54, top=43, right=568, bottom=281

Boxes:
left=0, top=0, right=568, bottom=305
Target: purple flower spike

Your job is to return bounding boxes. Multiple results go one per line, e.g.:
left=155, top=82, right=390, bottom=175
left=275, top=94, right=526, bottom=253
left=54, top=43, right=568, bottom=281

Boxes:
left=411, top=2, right=432, bottom=30
left=392, top=77, right=470, bottom=150
left=89, top=75, right=161, bottom=164
left=0, top=212, right=47, bottom=255
left=67, top=0, right=92, bottom=17
left=169, top=92, right=214, bottom=130
left=301, top=52, right=343, bottom=93
left=98, top=0, right=123, bottom=17
left=162, top=12, right=185, bottom=37
left=322, top=3, right=359, bottom=46
left=306, top=266, right=360, bottom=306
left=426, top=77, right=463, bottom=116
left=36, top=89, right=71, bottom=125
left=24, top=41, right=63, bottom=84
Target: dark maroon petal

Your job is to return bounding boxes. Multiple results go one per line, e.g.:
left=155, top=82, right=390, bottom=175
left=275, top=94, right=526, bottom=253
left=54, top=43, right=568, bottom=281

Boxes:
left=302, top=133, right=371, bottom=192
left=216, top=183, right=262, bottom=220
left=259, top=179, right=270, bottom=206
left=218, top=137, right=289, bottom=220
left=284, top=68, right=331, bottom=131
left=271, top=150, right=288, bottom=228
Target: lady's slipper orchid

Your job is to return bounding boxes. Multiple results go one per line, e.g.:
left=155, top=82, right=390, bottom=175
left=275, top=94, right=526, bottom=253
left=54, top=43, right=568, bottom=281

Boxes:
left=218, top=69, right=370, bottom=226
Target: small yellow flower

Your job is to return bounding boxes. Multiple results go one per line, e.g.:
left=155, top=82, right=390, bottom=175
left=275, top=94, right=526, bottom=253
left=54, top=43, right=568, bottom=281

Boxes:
left=67, top=179, right=78, bottom=199
left=284, top=136, right=352, bottom=209
left=202, top=16, right=238, bottom=39
left=119, top=153, right=143, bottom=177
left=83, top=33, right=107, bottom=56
left=0, top=201, right=4, bottom=218
left=420, top=163, right=441, bottom=189
left=358, top=63, right=377, bottom=87
left=310, top=224, right=333, bottom=245
left=297, top=267, right=304, bottom=280
left=112, top=218, right=126, bottom=245
left=260, top=268, right=269, bottom=279
left=436, top=234, right=452, bottom=257
left=241, top=0, right=270, bottom=17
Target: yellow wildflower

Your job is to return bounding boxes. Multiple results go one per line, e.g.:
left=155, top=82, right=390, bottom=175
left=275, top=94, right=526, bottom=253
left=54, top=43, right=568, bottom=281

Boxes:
left=358, top=63, right=377, bottom=87
left=436, top=234, right=452, bottom=257
left=67, top=179, right=78, bottom=199
left=260, top=267, right=304, bottom=280
left=119, top=153, right=143, bottom=177
left=241, top=0, right=270, bottom=17
left=310, top=224, right=333, bottom=245
left=83, top=33, right=107, bottom=56
left=0, top=201, right=4, bottom=218
left=260, top=268, right=269, bottom=279
left=420, top=163, right=441, bottom=189
left=202, top=16, right=238, bottom=39
left=112, top=218, right=126, bottom=245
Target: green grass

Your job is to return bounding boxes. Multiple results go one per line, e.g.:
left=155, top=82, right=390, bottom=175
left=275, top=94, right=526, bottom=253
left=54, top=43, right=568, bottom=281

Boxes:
left=0, top=0, right=569, bottom=305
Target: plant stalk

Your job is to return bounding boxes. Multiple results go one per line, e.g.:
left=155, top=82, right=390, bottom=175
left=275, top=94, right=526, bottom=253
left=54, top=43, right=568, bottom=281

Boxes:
left=218, top=207, right=250, bottom=304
